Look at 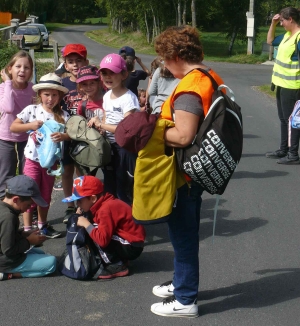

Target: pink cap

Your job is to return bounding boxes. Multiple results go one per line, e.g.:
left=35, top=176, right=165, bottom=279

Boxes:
left=99, top=54, right=127, bottom=73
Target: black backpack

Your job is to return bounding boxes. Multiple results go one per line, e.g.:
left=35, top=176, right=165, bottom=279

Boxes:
left=58, top=213, right=102, bottom=280
left=175, top=68, right=243, bottom=195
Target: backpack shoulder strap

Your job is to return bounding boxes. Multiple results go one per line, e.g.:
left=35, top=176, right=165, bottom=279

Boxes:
left=195, top=68, right=219, bottom=90
left=294, top=32, right=300, bottom=62
left=81, top=100, right=88, bottom=118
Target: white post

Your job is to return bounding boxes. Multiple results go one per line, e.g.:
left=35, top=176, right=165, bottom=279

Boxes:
left=10, top=19, right=19, bottom=39
left=246, top=0, right=255, bottom=55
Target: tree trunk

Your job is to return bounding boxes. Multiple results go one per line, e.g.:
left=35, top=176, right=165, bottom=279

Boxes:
left=172, top=0, right=178, bottom=26
left=182, top=0, right=187, bottom=25
left=150, top=5, right=158, bottom=37
left=177, top=1, right=181, bottom=26
left=228, top=26, right=237, bottom=55
left=191, top=0, right=196, bottom=27
left=145, top=12, right=150, bottom=43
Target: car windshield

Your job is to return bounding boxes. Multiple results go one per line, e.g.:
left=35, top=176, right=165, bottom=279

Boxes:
left=16, top=28, right=40, bottom=35
left=38, top=26, right=47, bottom=33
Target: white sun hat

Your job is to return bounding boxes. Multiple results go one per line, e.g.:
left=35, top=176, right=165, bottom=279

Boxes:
left=32, top=73, right=69, bottom=94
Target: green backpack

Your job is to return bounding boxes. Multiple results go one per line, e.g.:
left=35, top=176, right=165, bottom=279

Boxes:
left=65, top=115, right=111, bottom=173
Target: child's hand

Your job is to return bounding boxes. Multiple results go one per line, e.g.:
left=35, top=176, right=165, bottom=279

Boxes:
left=76, top=207, right=83, bottom=214
left=0, top=69, right=10, bottom=82
left=87, top=117, right=101, bottom=128
left=31, top=120, right=44, bottom=130
left=27, top=231, right=46, bottom=245
left=77, top=216, right=91, bottom=229
left=51, top=132, right=64, bottom=143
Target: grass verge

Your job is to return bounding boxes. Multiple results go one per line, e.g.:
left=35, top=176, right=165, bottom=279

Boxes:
left=256, top=85, right=276, bottom=99
left=86, top=27, right=270, bottom=64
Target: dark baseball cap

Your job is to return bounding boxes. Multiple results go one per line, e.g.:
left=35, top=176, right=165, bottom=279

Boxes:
left=6, top=175, right=48, bottom=207
left=119, top=46, right=135, bottom=58
left=76, top=65, right=100, bottom=84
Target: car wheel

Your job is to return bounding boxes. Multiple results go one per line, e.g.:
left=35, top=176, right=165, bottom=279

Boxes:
left=40, top=43, right=43, bottom=51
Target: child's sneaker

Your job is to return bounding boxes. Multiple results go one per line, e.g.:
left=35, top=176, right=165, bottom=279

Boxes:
left=0, top=273, right=13, bottom=281
left=97, top=262, right=129, bottom=279
left=63, top=207, right=77, bottom=224
left=150, top=295, right=199, bottom=318
left=53, top=180, right=63, bottom=191
left=152, top=280, right=174, bottom=298
left=40, top=224, right=61, bottom=239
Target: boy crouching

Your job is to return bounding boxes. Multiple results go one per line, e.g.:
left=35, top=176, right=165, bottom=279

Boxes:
left=62, top=176, right=145, bottom=279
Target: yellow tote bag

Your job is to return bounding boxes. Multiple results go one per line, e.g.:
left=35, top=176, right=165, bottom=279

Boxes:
left=133, top=118, right=185, bottom=224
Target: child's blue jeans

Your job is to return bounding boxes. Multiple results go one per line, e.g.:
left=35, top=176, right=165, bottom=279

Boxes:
left=5, top=248, right=56, bottom=278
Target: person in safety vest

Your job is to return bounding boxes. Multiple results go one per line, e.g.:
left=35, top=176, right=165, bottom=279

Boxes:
left=148, top=25, right=224, bottom=318
left=266, top=7, right=300, bottom=164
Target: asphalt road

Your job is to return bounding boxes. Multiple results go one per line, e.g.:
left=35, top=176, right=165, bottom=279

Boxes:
left=1, top=25, right=300, bottom=326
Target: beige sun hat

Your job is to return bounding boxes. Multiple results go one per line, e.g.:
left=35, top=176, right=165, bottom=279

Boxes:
left=32, top=73, right=69, bottom=94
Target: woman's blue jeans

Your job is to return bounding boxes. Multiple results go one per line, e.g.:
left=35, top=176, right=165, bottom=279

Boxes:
left=167, top=181, right=203, bottom=305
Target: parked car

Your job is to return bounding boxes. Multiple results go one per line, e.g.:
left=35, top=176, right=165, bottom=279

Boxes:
left=14, top=25, right=43, bottom=51
left=28, top=23, right=50, bottom=47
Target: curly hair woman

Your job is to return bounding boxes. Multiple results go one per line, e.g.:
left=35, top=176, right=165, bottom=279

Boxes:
left=148, top=25, right=224, bottom=318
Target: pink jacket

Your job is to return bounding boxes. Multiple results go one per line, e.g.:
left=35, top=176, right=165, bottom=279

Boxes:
left=0, top=80, right=35, bottom=142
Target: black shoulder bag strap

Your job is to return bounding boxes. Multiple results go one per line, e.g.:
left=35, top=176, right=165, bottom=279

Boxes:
left=81, top=100, right=87, bottom=118
left=294, top=32, right=300, bottom=62
left=196, top=68, right=219, bottom=90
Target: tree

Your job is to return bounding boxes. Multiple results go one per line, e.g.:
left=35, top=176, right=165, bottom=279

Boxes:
left=191, top=0, right=196, bottom=27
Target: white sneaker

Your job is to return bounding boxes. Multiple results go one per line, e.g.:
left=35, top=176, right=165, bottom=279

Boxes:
left=151, top=295, right=199, bottom=318
left=152, top=280, right=174, bottom=298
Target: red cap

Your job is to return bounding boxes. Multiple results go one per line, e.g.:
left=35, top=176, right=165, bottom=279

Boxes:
left=62, top=176, right=103, bottom=202
left=63, top=44, right=87, bottom=59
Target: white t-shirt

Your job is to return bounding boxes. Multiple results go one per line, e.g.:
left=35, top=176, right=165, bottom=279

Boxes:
left=17, top=104, right=70, bottom=162
left=103, top=89, right=139, bottom=143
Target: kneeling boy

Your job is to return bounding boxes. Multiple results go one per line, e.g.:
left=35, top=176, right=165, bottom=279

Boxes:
left=62, top=176, right=145, bottom=279
left=0, top=175, right=56, bottom=280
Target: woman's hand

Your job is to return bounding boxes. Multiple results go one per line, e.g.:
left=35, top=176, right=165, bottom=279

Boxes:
left=272, top=13, right=280, bottom=25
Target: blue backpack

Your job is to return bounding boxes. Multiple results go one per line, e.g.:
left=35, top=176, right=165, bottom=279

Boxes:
left=34, top=120, right=65, bottom=176
left=58, top=214, right=102, bottom=280
left=290, top=100, right=300, bottom=129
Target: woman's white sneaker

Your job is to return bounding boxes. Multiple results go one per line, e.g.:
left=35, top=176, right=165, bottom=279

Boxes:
left=151, top=295, right=199, bottom=318
left=152, top=280, right=174, bottom=298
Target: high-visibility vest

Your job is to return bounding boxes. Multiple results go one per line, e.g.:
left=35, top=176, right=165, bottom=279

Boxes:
left=272, top=32, right=300, bottom=89
left=161, top=69, right=224, bottom=119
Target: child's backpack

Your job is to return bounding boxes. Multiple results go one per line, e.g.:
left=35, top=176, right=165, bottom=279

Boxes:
left=175, top=68, right=243, bottom=195
left=290, top=100, right=300, bottom=129
left=65, top=115, right=111, bottom=174
left=33, top=120, right=65, bottom=176
left=58, top=213, right=102, bottom=280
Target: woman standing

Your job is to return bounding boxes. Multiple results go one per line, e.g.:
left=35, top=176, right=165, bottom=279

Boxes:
left=266, top=7, right=300, bottom=164
left=149, top=25, right=224, bottom=318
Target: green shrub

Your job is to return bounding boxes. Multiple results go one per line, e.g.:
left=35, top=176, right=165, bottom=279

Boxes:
left=0, top=39, right=19, bottom=70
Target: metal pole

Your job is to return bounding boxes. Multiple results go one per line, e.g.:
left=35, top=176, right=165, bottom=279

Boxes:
left=247, top=0, right=255, bottom=55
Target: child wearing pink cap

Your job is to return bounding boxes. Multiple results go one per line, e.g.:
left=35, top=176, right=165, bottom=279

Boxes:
left=75, top=65, right=105, bottom=176
left=76, top=65, right=104, bottom=123
left=88, top=54, right=139, bottom=206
